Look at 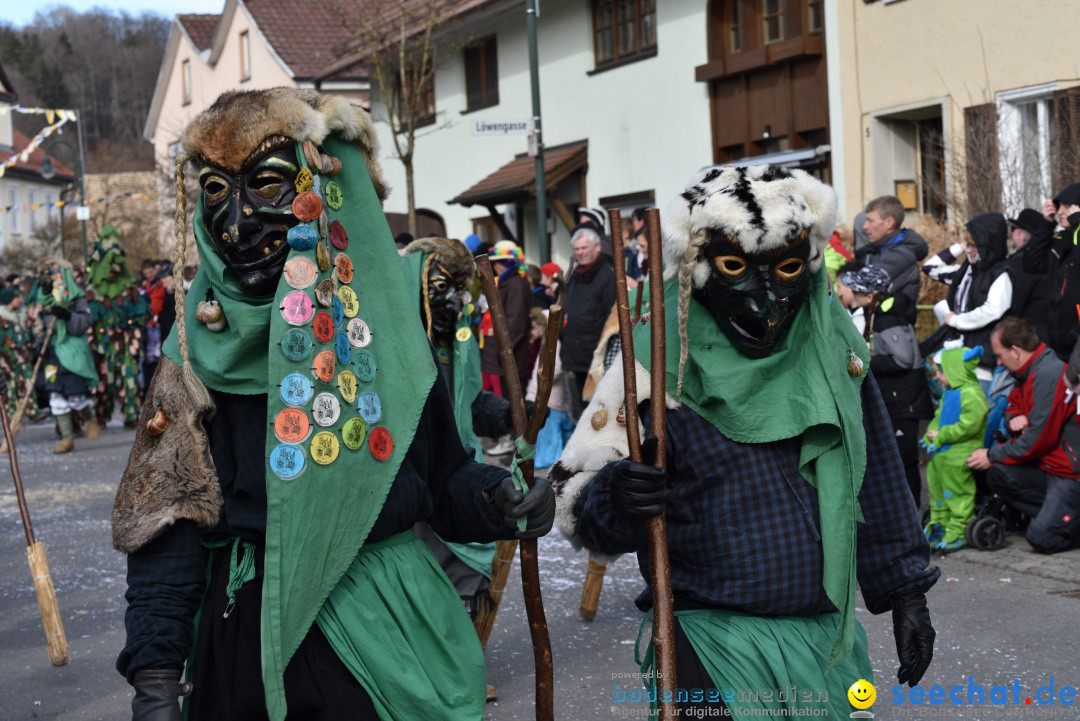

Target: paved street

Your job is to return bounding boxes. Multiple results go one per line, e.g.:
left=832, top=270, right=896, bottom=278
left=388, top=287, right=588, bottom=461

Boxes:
left=3, top=420, right=1080, bottom=720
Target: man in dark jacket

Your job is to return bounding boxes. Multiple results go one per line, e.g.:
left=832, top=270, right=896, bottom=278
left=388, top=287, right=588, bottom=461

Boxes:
left=968, top=318, right=1080, bottom=553
left=855, top=196, right=929, bottom=304
left=922, top=212, right=1012, bottom=387
left=1006, top=208, right=1051, bottom=342
left=1021, top=183, right=1080, bottom=360
left=838, top=265, right=933, bottom=503
left=560, top=224, right=615, bottom=420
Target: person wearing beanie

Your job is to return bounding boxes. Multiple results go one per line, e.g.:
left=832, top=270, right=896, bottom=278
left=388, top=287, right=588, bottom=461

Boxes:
left=552, top=165, right=937, bottom=718
left=1022, top=183, right=1080, bottom=359
left=1004, top=208, right=1051, bottom=342
left=111, top=88, right=553, bottom=721
left=577, top=206, right=614, bottom=260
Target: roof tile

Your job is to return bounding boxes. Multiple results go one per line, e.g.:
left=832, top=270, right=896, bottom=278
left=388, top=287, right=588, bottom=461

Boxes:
left=178, top=14, right=220, bottom=52
left=244, top=0, right=362, bottom=79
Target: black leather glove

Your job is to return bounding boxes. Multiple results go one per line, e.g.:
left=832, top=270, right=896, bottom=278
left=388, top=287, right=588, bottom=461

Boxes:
left=610, top=436, right=671, bottom=520
left=49, top=304, right=71, bottom=320
left=492, top=475, right=555, bottom=539
left=131, top=669, right=189, bottom=721
left=892, top=591, right=935, bottom=686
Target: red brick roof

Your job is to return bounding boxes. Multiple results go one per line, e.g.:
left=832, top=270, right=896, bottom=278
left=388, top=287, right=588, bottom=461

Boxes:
left=178, top=14, right=221, bottom=52
left=245, top=0, right=363, bottom=80
left=451, top=142, right=588, bottom=207
left=8, top=128, right=73, bottom=180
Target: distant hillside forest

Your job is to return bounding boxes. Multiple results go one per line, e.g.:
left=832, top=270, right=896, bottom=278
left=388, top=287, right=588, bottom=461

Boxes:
left=0, top=7, right=170, bottom=172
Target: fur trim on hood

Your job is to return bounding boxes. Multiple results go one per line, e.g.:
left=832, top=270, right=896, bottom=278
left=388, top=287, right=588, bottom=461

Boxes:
left=401, top=236, right=477, bottom=279
left=182, top=87, right=388, bottom=201
left=661, top=164, right=838, bottom=286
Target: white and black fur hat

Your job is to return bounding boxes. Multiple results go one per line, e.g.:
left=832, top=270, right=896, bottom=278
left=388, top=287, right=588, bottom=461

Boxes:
left=661, top=164, right=837, bottom=285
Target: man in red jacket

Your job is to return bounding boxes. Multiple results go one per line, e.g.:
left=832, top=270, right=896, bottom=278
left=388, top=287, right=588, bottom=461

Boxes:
left=967, top=317, right=1080, bottom=553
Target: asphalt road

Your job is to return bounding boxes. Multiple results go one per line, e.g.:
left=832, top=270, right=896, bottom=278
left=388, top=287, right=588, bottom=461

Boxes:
left=2, top=420, right=1079, bottom=721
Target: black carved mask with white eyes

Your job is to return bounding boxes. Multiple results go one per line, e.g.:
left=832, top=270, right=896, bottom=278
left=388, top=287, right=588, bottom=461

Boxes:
left=425, top=262, right=470, bottom=340
left=693, top=227, right=812, bottom=358
left=199, top=138, right=300, bottom=295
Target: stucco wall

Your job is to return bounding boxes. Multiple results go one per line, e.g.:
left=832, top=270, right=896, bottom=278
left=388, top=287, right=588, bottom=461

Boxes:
left=372, top=0, right=711, bottom=269
left=829, top=0, right=1080, bottom=224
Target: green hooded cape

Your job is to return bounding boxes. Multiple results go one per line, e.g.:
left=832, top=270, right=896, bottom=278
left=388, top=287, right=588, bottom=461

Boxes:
left=163, top=135, right=436, bottom=719
left=632, top=265, right=869, bottom=671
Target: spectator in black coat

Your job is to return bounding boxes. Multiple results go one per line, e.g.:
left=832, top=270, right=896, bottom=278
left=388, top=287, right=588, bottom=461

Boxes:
left=1022, top=183, right=1080, bottom=360
left=560, top=224, right=615, bottom=421
left=1006, top=208, right=1051, bottom=343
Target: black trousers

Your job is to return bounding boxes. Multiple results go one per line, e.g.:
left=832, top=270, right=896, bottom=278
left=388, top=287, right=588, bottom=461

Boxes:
left=986, top=464, right=1080, bottom=554
left=670, top=616, right=730, bottom=714
left=188, top=546, right=379, bottom=721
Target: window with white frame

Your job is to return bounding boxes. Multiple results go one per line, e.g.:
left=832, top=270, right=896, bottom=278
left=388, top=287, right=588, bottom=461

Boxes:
left=8, top=183, right=19, bottom=234
left=997, top=83, right=1057, bottom=214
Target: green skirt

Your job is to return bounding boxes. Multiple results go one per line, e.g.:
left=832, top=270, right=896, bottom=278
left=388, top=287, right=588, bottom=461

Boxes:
left=640, top=609, right=874, bottom=718
left=316, top=532, right=486, bottom=721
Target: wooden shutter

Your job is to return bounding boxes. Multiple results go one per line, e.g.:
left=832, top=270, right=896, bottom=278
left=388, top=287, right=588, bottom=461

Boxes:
left=964, top=103, right=1002, bottom=216
left=1052, top=87, right=1080, bottom=193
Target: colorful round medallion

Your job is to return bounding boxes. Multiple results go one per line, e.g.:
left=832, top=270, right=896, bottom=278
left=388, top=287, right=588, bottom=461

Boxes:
left=342, top=416, right=366, bottom=450
left=280, top=372, right=314, bottom=406
left=281, top=290, right=315, bottom=326
left=310, top=431, right=340, bottom=466
left=274, top=407, right=310, bottom=444
left=280, top=328, right=314, bottom=362
left=269, top=443, right=306, bottom=480
left=311, top=392, right=341, bottom=427
left=369, top=427, right=393, bottom=461
left=358, top=390, right=382, bottom=425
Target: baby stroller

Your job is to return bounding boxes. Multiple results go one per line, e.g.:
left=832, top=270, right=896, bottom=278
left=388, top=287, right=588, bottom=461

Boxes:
left=962, top=366, right=1028, bottom=551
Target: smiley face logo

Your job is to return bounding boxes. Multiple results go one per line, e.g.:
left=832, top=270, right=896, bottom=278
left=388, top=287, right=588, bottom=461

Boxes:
left=847, top=679, right=876, bottom=710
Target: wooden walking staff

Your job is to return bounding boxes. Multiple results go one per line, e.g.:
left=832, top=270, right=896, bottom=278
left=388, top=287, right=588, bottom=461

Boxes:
left=0, top=386, right=69, bottom=666
left=610, top=208, right=677, bottom=717
left=476, top=254, right=559, bottom=721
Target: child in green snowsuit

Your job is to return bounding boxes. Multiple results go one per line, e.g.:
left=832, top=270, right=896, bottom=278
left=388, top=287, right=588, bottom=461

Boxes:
left=921, top=346, right=988, bottom=551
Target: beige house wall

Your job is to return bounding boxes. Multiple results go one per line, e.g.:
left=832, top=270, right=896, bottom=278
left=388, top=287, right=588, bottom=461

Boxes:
left=147, top=3, right=369, bottom=253
left=830, top=0, right=1080, bottom=224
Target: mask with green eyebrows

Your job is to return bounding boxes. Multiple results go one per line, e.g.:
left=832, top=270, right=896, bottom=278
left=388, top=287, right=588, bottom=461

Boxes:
left=198, top=135, right=300, bottom=295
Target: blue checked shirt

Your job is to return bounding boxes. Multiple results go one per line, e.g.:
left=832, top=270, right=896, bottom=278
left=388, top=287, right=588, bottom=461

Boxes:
left=574, top=374, right=939, bottom=615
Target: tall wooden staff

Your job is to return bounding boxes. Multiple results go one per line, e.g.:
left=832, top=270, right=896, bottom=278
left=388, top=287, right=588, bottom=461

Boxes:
left=0, top=386, right=69, bottom=666
left=610, top=208, right=677, bottom=718
left=476, top=255, right=558, bottom=721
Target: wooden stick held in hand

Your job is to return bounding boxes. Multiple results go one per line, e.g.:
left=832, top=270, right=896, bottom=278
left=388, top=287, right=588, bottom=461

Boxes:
left=610, top=209, right=677, bottom=719
left=476, top=255, right=557, bottom=721
left=0, top=388, right=69, bottom=666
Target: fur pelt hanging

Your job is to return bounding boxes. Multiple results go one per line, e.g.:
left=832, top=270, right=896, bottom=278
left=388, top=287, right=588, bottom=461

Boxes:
left=182, top=87, right=388, bottom=201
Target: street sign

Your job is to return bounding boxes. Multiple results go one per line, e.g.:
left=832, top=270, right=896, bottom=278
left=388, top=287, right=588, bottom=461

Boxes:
left=75, top=207, right=90, bottom=221
left=528, top=133, right=539, bottom=158
left=470, top=118, right=534, bottom=136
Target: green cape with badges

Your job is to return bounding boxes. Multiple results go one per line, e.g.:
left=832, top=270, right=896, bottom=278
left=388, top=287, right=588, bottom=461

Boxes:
left=164, top=133, right=436, bottom=719
left=633, top=266, right=869, bottom=672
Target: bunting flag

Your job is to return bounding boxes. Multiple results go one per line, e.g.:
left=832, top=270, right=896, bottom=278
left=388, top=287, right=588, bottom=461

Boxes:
left=0, top=190, right=160, bottom=214
left=0, top=105, right=78, bottom=118
left=0, top=114, right=72, bottom=179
